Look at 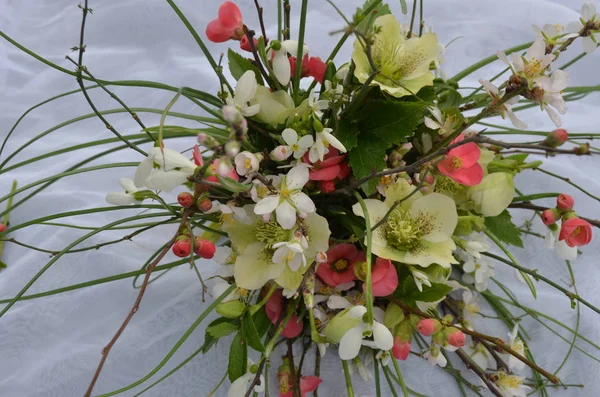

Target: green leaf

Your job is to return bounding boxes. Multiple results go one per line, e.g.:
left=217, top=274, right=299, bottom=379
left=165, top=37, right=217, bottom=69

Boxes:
left=356, top=0, right=392, bottom=33
left=228, top=332, right=248, bottom=382
left=484, top=210, right=524, bottom=248
left=348, top=133, right=388, bottom=195
left=504, top=153, right=529, bottom=163
left=410, top=283, right=453, bottom=303
left=336, top=118, right=359, bottom=151
left=243, top=313, right=265, bottom=352
left=201, top=317, right=234, bottom=353
left=207, top=321, right=238, bottom=338
left=253, top=308, right=271, bottom=338
left=358, top=101, right=426, bottom=146
left=216, top=175, right=252, bottom=193
left=227, top=49, right=264, bottom=84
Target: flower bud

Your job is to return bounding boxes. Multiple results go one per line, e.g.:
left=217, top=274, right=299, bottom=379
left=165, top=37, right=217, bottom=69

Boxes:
left=196, top=198, right=213, bottom=212
left=541, top=208, right=559, bottom=225
left=177, top=192, right=194, bottom=208
left=222, top=105, right=243, bottom=124
left=446, top=328, right=466, bottom=347
left=416, top=318, right=441, bottom=336
left=197, top=133, right=208, bottom=143
left=544, top=128, right=568, bottom=147
left=239, top=36, right=258, bottom=52
left=194, top=238, right=216, bottom=259
left=353, top=261, right=368, bottom=281
left=0, top=223, right=6, bottom=233
left=556, top=193, right=575, bottom=211
left=270, top=146, right=290, bottom=162
left=270, top=40, right=282, bottom=51
left=392, top=337, right=411, bottom=360
left=172, top=238, right=191, bottom=257
left=575, top=143, right=590, bottom=155
left=225, top=140, right=242, bottom=158
left=192, top=145, right=203, bottom=166
left=216, top=300, right=245, bottom=318
left=216, top=157, right=233, bottom=177
left=315, top=251, right=328, bottom=263
left=319, top=180, right=336, bottom=193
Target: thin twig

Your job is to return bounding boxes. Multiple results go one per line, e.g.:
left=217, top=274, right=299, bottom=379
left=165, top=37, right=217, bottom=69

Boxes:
left=455, top=349, right=504, bottom=397
left=253, top=0, right=268, bottom=43
left=287, top=339, right=302, bottom=397
left=83, top=209, right=193, bottom=397
left=509, top=202, right=600, bottom=228
left=242, top=27, right=274, bottom=88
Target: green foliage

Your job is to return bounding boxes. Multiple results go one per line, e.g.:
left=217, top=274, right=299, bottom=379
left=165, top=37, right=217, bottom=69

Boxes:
left=201, top=317, right=235, bottom=353
left=216, top=175, right=252, bottom=193
left=227, top=49, right=264, bottom=84
left=243, top=313, right=265, bottom=352
left=485, top=210, right=524, bottom=248
left=393, top=276, right=453, bottom=307
left=207, top=321, right=238, bottom=338
left=252, top=308, right=271, bottom=337
left=228, top=332, right=248, bottom=381
left=336, top=119, right=359, bottom=152
left=349, top=134, right=388, bottom=195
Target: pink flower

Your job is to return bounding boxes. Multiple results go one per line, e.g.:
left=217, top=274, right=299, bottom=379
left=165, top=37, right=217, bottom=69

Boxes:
left=447, top=329, right=465, bottom=347
left=557, top=194, right=575, bottom=211
left=416, top=318, right=436, bottom=336
left=279, top=375, right=322, bottom=397
left=304, top=148, right=350, bottom=181
left=177, top=192, right=194, bottom=208
left=289, top=55, right=327, bottom=83
left=198, top=159, right=239, bottom=192
left=437, top=134, right=483, bottom=186
left=392, top=337, right=411, bottom=360
left=362, top=257, right=399, bottom=297
left=541, top=209, right=558, bottom=225
left=316, top=244, right=364, bottom=287
left=544, top=128, right=569, bottom=147
left=265, top=289, right=303, bottom=338
left=559, top=217, right=593, bottom=247
left=240, top=35, right=258, bottom=52
left=205, top=2, right=244, bottom=43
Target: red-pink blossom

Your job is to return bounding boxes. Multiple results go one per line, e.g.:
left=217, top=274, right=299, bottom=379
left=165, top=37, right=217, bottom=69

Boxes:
left=437, top=134, right=483, bottom=186
left=541, top=209, right=557, bottom=225
left=289, top=55, right=327, bottom=83
left=177, top=192, right=194, bottom=208
left=0, top=223, right=7, bottom=233
left=392, top=337, right=411, bottom=360
left=193, top=145, right=203, bottom=166
left=205, top=2, right=244, bottom=43
left=363, top=257, right=399, bottom=297
left=316, top=243, right=364, bottom=287
left=304, top=148, right=349, bottom=182
left=279, top=375, right=322, bottom=397
left=194, top=238, right=216, bottom=259
left=239, top=35, right=258, bottom=52
left=557, top=194, right=575, bottom=211
left=559, top=217, right=593, bottom=247
left=265, top=289, right=303, bottom=338
left=416, top=318, right=436, bottom=336
left=447, top=329, right=465, bottom=347
left=172, top=238, right=191, bottom=258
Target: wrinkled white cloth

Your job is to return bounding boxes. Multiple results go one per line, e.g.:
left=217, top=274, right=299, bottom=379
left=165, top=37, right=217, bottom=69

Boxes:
left=0, top=0, right=599, bottom=396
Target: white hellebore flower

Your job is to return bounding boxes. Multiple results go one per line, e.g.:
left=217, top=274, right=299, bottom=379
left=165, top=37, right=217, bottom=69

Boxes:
left=507, top=324, right=526, bottom=372
left=226, top=70, right=260, bottom=117
left=479, top=79, right=527, bottom=130
left=469, top=172, right=515, bottom=217
left=309, top=127, right=347, bottom=163
left=567, top=2, right=600, bottom=53
left=105, top=178, right=142, bottom=205
left=424, top=346, right=447, bottom=368
left=134, top=147, right=196, bottom=191
left=495, top=373, right=530, bottom=397
left=535, top=69, right=569, bottom=127
left=270, top=40, right=308, bottom=86
left=546, top=225, right=577, bottom=260
left=271, top=128, right=313, bottom=161
left=497, top=40, right=554, bottom=84
left=254, top=165, right=315, bottom=230
left=326, top=305, right=394, bottom=361
left=234, top=151, right=261, bottom=176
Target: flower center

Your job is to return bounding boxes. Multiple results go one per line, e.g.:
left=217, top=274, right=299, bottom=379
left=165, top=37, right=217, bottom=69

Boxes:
left=553, top=24, right=564, bottom=33
left=244, top=158, right=253, bottom=169
left=379, top=175, right=392, bottom=186
left=450, top=156, right=463, bottom=169
left=291, top=143, right=299, bottom=151
left=256, top=221, right=292, bottom=249
left=333, top=258, right=349, bottom=272
left=385, top=208, right=434, bottom=251
left=524, top=58, right=543, bottom=78
left=572, top=226, right=582, bottom=236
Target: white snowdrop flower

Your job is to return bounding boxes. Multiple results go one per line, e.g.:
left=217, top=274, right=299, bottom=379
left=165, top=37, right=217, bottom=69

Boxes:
left=546, top=226, right=577, bottom=260
left=234, top=151, right=261, bottom=176
left=567, top=2, right=600, bottom=53
left=134, top=147, right=197, bottom=191
left=424, top=346, right=447, bottom=368
left=309, top=127, right=347, bottom=163
left=105, top=178, right=143, bottom=205
left=507, top=323, right=526, bottom=372
left=253, top=165, right=315, bottom=230
left=270, top=40, right=308, bottom=85
left=535, top=69, right=569, bottom=127
left=271, top=128, right=313, bottom=161
left=411, top=268, right=433, bottom=292
left=479, top=79, right=527, bottom=130
left=225, top=70, right=260, bottom=117
left=207, top=202, right=253, bottom=224
left=335, top=63, right=350, bottom=81
left=339, top=306, right=394, bottom=361
left=464, top=341, right=494, bottom=370
left=308, top=89, right=330, bottom=118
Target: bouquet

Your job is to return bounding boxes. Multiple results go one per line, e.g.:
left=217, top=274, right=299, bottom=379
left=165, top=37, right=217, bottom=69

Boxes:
left=1, top=0, right=599, bottom=396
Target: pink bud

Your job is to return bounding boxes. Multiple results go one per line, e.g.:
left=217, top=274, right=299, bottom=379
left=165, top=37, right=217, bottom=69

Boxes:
left=315, top=251, right=328, bottom=263
left=172, top=238, right=191, bottom=258
left=197, top=133, right=208, bottom=143
left=221, top=105, right=241, bottom=124
left=197, top=198, right=213, bottom=212
left=194, top=238, right=216, bottom=259
left=557, top=194, right=575, bottom=211
left=447, top=329, right=465, bottom=347
left=270, top=146, right=290, bottom=162
left=541, top=209, right=558, bottom=225
left=177, top=192, right=194, bottom=208
left=239, top=36, right=258, bottom=52
left=417, top=318, right=436, bottom=336
left=544, top=128, right=569, bottom=147
left=193, top=145, right=203, bottom=166
left=0, top=223, right=6, bottom=233
left=392, top=338, right=411, bottom=360
left=261, top=213, right=271, bottom=223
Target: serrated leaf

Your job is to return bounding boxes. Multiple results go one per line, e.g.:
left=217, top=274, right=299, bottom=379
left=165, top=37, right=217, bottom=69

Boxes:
left=484, top=210, right=524, bottom=248
left=201, top=317, right=234, bottom=353
left=253, top=308, right=270, bottom=338
left=410, top=283, right=453, bottom=303
left=227, top=49, right=264, bottom=85
left=348, top=133, right=388, bottom=195
left=228, top=332, right=247, bottom=382
left=207, top=321, right=238, bottom=338
left=356, top=0, right=392, bottom=33
left=243, top=313, right=265, bottom=352
left=216, top=175, right=252, bottom=193
left=336, top=119, right=359, bottom=151
left=358, top=101, right=426, bottom=146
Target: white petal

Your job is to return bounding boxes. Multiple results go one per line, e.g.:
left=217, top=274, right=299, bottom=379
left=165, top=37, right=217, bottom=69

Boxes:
left=118, top=177, right=138, bottom=193
left=551, top=69, right=569, bottom=92
left=545, top=107, right=562, bottom=127
left=241, top=103, right=260, bottom=117
left=254, top=195, right=281, bottom=215
left=235, top=70, right=258, bottom=104
left=582, top=36, right=597, bottom=54
left=291, top=192, right=315, bottom=213
left=227, top=373, right=254, bottom=397
left=327, top=295, right=351, bottom=309
left=154, top=147, right=195, bottom=171
left=286, top=165, right=310, bottom=190
left=555, top=240, right=578, bottom=260
left=276, top=200, right=297, bottom=230
left=324, top=131, right=347, bottom=153
left=411, top=193, right=458, bottom=242
left=105, top=192, right=135, bottom=206
left=308, top=144, right=320, bottom=163
left=273, top=51, right=292, bottom=85
left=424, top=116, right=441, bottom=130
left=282, top=128, right=299, bottom=145
left=372, top=321, right=394, bottom=351
left=134, top=155, right=154, bottom=187
left=496, top=50, right=512, bottom=69
left=505, top=108, right=528, bottom=130
left=567, top=21, right=583, bottom=34
left=145, top=170, right=192, bottom=191
left=582, top=2, right=597, bottom=21
left=281, top=40, right=308, bottom=56
left=339, top=326, right=364, bottom=360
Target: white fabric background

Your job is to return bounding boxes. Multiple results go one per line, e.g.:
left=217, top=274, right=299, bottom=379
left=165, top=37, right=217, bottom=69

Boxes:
left=0, top=0, right=599, bottom=396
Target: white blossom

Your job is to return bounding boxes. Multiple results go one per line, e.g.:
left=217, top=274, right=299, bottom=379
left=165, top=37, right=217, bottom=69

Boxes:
left=338, top=306, right=394, bottom=360
left=271, top=128, right=313, bottom=161
left=535, top=69, right=569, bottom=127
left=479, top=79, right=527, bottom=130
left=270, top=40, right=308, bottom=85
left=272, top=232, right=309, bottom=271
left=424, top=346, right=447, bottom=368
left=207, top=202, right=252, bottom=224
left=226, top=70, right=260, bottom=117
left=309, top=128, right=347, bottom=163
left=546, top=225, right=577, bottom=260
left=507, top=324, right=526, bottom=372
left=134, top=147, right=196, bottom=191
left=234, top=151, right=261, bottom=176
left=105, top=178, right=142, bottom=205
left=497, top=40, right=554, bottom=84
left=308, top=89, right=329, bottom=118
left=462, top=256, right=494, bottom=292
left=567, top=2, right=600, bottom=53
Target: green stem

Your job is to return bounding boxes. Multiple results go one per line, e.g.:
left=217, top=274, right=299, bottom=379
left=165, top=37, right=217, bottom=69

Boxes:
left=341, top=360, right=356, bottom=397
left=512, top=193, right=560, bottom=202
left=293, top=0, right=309, bottom=103
left=373, top=352, right=382, bottom=396
left=0, top=180, right=17, bottom=268
left=559, top=52, right=586, bottom=70
left=391, top=358, right=410, bottom=397
left=535, top=168, right=600, bottom=202
left=381, top=365, right=400, bottom=397
left=408, top=0, right=418, bottom=36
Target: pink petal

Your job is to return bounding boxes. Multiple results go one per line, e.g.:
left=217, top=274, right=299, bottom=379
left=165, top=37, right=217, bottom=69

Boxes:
left=437, top=157, right=456, bottom=177
left=205, top=20, right=233, bottom=42
left=392, top=338, right=411, bottom=360
left=449, top=142, right=481, bottom=167
left=319, top=154, right=346, bottom=168
left=300, top=376, right=323, bottom=395
left=331, top=264, right=356, bottom=285
left=218, top=1, right=243, bottom=28
left=282, top=314, right=303, bottom=338
left=310, top=165, right=341, bottom=181
left=265, top=289, right=283, bottom=323
left=338, top=163, right=351, bottom=180
left=364, top=258, right=398, bottom=297
left=449, top=163, right=484, bottom=186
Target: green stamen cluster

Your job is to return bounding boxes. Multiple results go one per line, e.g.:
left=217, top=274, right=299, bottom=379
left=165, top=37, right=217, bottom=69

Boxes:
left=385, top=208, right=433, bottom=251
left=256, top=220, right=292, bottom=249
